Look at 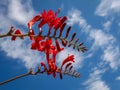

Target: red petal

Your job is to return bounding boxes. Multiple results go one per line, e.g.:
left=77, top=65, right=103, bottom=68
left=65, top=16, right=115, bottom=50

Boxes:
left=14, top=29, right=22, bottom=34
left=64, top=26, right=71, bottom=39
left=59, top=23, right=66, bottom=37
left=53, top=72, right=56, bottom=78
left=42, top=10, right=47, bottom=19
left=41, top=41, right=46, bottom=46
left=55, top=39, right=61, bottom=51
left=28, top=15, right=41, bottom=29
left=54, top=16, right=67, bottom=30
left=11, top=36, right=16, bottom=40
left=61, top=55, right=75, bottom=68
left=31, top=42, right=36, bottom=50
left=46, top=38, right=52, bottom=45
left=38, top=20, right=46, bottom=28
left=47, top=10, right=55, bottom=18
left=61, top=40, right=67, bottom=47
left=53, top=17, right=61, bottom=27
left=47, top=71, right=52, bottom=75
left=11, top=29, right=22, bottom=40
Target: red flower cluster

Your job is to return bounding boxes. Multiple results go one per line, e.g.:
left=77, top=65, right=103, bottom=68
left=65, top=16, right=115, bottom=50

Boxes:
left=11, top=9, right=84, bottom=79
left=27, top=9, right=76, bottom=79
left=28, top=9, right=67, bottom=31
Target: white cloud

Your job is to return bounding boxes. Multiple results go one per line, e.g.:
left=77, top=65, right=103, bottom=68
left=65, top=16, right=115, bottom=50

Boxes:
left=116, top=76, right=120, bottom=80
left=102, top=46, right=120, bottom=70
left=0, top=0, right=43, bottom=69
left=86, top=80, right=110, bottom=90
left=67, top=8, right=91, bottom=33
left=67, top=8, right=120, bottom=70
left=0, top=39, right=44, bottom=69
left=103, top=21, right=112, bottom=31
left=8, top=0, right=35, bottom=26
left=95, top=0, right=120, bottom=16
left=84, top=68, right=110, bottom=90
left=90, top=29, right=115, bottom=48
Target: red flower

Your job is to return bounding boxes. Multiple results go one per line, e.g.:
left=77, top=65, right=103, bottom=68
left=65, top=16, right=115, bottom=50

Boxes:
left=54, top=16, right=67, bottom=30
left=28, top=15, right=41, bottom=29
left=11, top=29, right=23, bottom=40
left=61, top=55, right=75, bottom=68
left=31, top=36, right=43, bottom=50
left=38, top=10, right=61, bottom=30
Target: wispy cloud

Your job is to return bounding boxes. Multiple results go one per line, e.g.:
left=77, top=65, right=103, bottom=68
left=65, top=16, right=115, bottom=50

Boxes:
left=103, top=20, right=112, bottom=31
left=90, top=29, right=115, bottom=48
left=67, top=8, right=120, bottom=70
left=116, top=76, right=120, bottom=80
left=83, top=68, right=110, bottom=90
left=102, top=46, right=120, bottom=70
left=67, top=8, right=91, bottom=33
left=67, top=8, right=120, bottom=90
left=95, top=0, right=120, bottom=16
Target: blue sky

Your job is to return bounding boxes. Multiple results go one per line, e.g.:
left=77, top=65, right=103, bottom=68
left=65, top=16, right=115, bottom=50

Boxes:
left=0, top=0, right=120, bottom=90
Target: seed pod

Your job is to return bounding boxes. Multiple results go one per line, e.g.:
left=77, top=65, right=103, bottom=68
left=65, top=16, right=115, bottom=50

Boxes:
left=61, top=39, right=67, bottom=47
left=68, top=66, right=73, bottom=74
left=78, top=42, right=84, bottom=46
left=59, top=23, right=66, bottom=37
left=64, top=26, right=71, bottom=39
left=55, top=39, right=61, bottom=51
left=70, top=33, right=76, bottom=42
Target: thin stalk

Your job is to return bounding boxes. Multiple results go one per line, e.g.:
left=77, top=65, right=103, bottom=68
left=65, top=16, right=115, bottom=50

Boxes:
left=0, top=73, right=30, bottom=85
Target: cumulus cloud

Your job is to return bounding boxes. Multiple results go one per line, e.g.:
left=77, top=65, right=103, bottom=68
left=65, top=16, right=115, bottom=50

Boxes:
left=0, top=39, right=44, bottom=68
left=95, top=0, right=120, bottom=16
left=0, top=0, right=43, bottom=69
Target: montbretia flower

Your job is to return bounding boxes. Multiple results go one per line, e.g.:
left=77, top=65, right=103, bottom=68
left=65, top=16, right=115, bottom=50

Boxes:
left=28, top=9, right=67, bottom=33
left=28, top=9, right=85, bottom=79
left=38, top=10, right=62, bottom=30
